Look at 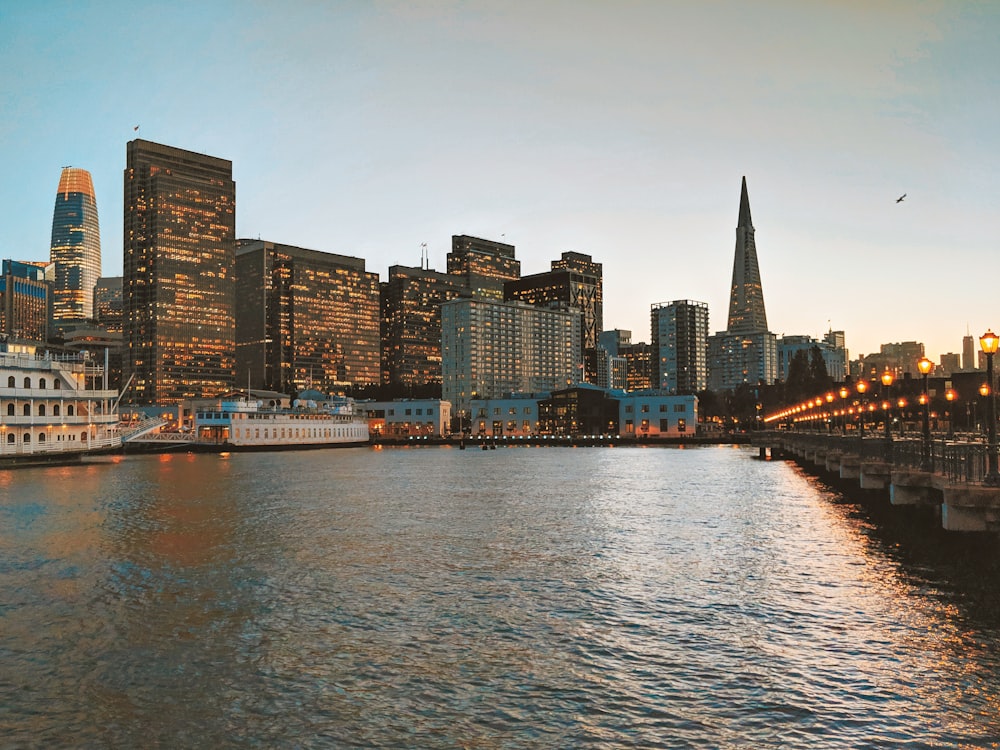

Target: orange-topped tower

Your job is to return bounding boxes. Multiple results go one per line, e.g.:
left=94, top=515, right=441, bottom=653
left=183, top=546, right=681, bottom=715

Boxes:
left=50, top=167, right=102, bottom=320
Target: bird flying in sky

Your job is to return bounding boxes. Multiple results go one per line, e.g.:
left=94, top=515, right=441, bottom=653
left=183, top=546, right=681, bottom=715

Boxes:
left=896, top=193, right=906, bottom=203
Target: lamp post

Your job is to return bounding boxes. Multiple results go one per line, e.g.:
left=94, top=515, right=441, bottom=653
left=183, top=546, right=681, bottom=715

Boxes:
left=917, top=356, right=933, bottom=470
left=839, top=386, right=849, bottom=433
left=980, top=330, right=999, bottom=485
left=881, top=370, right=894, bottom=444
left=856, top=379, right=868, bottom=437
left=825, top=392, right=835, bottom=432
left=945, top=389, right=957, bottom=439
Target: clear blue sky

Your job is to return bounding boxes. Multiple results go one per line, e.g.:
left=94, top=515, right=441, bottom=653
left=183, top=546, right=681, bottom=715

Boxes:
left=2, top=0, right=998, bottom=363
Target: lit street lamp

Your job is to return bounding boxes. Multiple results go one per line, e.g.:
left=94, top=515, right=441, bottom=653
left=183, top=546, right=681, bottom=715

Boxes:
left=881, top=370, right=894, bottom=444
left=945, top=388, right=957, bottom=439
left=856, top=379, right=869, bottom=437
left=917, top=356, right=933, bottom=470
left=980, top=330, right=999, bottom=485
left=839, top=386, right=849, bottom=433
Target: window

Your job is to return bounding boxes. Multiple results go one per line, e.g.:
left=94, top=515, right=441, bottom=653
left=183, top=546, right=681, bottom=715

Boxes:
left=38, top=432, right=45, bottom=443
left=641, top=404, right=650, bottom=413
left=23, top=377, right=31, bottom=388
left=6, top=376, right=13, bottom=388
left=625, top=405, right=634, bottom=414
left=6, top=404, right=12, bottom=416
left=39, top=378, right=46, bottom=389
left=405, top=408, right=412, bottom=416
left=54, top=380, right=60, bottom=390
left=625, top=419, right=634, bottom=433
left=509, top=407, right=516, bottom=415
left=23, top=433, right=31, bottom=443
left=53, top=405, right=60, bottom=416
left=660, top=404, right=668, bottom=412
left=38, top=404, right=46, bottom=416
left=23, top=404, right=30, bottom=416
left=524, top=407, right=531, bottom=415
left=6, top=433, right=13, bottom=444
left=493, top=407, right=501, bottom=416
left=660, top=419, right=669, bottom=432
left=68, top=406, right=74, bottom=416
left=674, top=404, right=686, bottom=413
left=416, top=409, right=422, bottom=416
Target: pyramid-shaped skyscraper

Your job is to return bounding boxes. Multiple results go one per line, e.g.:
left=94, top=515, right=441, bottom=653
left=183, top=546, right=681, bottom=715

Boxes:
left=708, top=177, right=777, bottom=391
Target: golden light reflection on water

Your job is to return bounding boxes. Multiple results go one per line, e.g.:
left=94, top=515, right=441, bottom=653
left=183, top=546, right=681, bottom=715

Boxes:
left=2, top=447, right=999, bottom=747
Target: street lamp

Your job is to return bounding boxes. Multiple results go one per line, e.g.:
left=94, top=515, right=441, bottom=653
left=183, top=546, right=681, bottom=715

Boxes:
left=856, top=379, right=868, bottom=437
left=839, top=386, right=849, bottom=432
left=945, top=388, right=957, bottom=439
left=980, top=329, right=999, bottom=485
left=917, top=356, right=933, bottom=470
left=825, top=392, right=835, bottom=432
left=881, top=370, right=895, bottom=443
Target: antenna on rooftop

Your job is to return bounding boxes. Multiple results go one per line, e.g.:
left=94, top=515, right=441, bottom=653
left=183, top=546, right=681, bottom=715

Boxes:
left=420, top=242, right=428, bottom=270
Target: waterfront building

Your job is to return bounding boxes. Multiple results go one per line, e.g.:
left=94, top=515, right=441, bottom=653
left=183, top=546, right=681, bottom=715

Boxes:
left=441, top=297, right=582, bottom=414
left=468, top=393, right=543, bottom=437
left=123, top=140, right=236, bottom=405
left=93, top=277, right=123, bottom=335
left=651, top=300, right=709, bottom=394
left=505, top=250, right=603, bottom=359
left=447, top=235, right=520, bottom=299
left=0, top=260, right=51, bottom=344
left=361, top=398, right=452, bottom=437
left=235, top=240, right=381, bottom=395
left=615, top=390, right=698, bottom=438
left=707, top=177, right=777, bottom=391
left=777, top=334, right=847, bottom=382
left=49, top=167, right=101, bottom=322
left=380, top=264, right=467, bottom=392
left=538, top=384, right=619, bottom=435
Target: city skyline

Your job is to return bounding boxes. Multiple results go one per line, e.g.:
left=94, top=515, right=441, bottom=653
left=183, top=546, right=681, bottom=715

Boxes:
left=2, top=2, right=998, bottom=362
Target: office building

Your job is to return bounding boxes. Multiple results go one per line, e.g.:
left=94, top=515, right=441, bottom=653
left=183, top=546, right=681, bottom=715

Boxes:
left=505, top=251, right=603, bottom=352
left=441, top=297, right=582, bottom=413
left=235, top=240, right=381, bottom=394
left=93, top=277, right=123, bottom=335
left=777, top=334, right=846, bottom=382
left=123, top=140, right=235, bottom=405
left=0, top=260, right=51, bottom=343
left=381, top=264, right=467, bottom=392
left=447, top=235, right=520, bottom=299
left=651, top=300, right=709, bottom=394
left=50, top=167, right=101, bottom=321
left=708, top=177, right=777, bottom=391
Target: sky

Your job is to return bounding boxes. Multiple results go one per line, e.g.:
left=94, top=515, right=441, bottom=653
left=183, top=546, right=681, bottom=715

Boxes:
left=2, top=0, right=998, bottom=362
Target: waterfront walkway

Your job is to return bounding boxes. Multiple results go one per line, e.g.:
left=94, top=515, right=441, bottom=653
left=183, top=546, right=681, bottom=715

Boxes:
left=753, top=430, right=1000, bottom=533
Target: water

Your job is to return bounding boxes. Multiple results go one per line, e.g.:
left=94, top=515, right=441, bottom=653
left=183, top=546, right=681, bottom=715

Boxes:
left=2, top=445, right=999, bottom=748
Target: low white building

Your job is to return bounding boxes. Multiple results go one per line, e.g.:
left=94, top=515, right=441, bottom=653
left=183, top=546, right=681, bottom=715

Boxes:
left=467, top=394, right=544, bottom=436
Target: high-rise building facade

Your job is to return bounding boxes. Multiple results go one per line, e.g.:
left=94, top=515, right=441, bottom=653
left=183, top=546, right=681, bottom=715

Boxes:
left=0, top=260, right=52, bottom=343
left=708, top=177, right=777, bottom=391
left=651, top=300, right=709, bottom=394
left=505, top=251, right=603, bottom=359
left=235, top=240, right=380, bottom=394
left=447, top=235, right=520, bottom=299
left=93, top=277, right=123, bottom=335
left=381, top=264, right=467, bottom=391
left=123, top=140, right=236, bottom=405
left=50, top=167, right=101, bottom=321
left=441, top=297, right=582, bottom=413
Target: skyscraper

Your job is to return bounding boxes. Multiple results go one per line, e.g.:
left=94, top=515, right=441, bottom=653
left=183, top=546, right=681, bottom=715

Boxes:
left=235, top=240, right=381, bottom=394
left=123, top=140, right=236, bottom=405
left=0, top=260, right=52, bottom=343
left=651, top=300, right=709, bottom=394
left=381, top=264, right=467, bottom=392
left=447, top=235, right=520, bottom=299
left=441, top=297, right=582, bottom=413
left=505, top=250, right=603, bottom=360
left=50, top=167, right=101, bottom=321
left=708, top=177, right=777, bottom=391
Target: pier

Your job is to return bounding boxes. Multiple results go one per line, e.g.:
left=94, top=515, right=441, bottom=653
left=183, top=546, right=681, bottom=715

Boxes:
left=753, top=431, right=1000, bottom=533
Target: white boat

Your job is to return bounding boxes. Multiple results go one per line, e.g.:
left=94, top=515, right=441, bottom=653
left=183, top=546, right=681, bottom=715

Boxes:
left=0, top=349, right=121, bottom=466
left=183, top=395, right=369, bottom=451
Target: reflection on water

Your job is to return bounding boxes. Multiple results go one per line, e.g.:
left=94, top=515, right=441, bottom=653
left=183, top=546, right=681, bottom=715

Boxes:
left=1, top=446, right=999, bottom=747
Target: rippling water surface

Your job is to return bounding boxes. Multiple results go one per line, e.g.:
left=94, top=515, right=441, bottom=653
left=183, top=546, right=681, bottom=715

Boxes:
left=2, top=445, right=1000, bottom=748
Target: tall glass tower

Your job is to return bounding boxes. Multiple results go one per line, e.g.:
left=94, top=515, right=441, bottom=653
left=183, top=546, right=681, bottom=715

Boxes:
left=50, top=167, right=101, bottom=321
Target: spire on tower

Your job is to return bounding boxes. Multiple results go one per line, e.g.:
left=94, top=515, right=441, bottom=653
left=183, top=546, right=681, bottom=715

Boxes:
left=726, top=176, right=768, bottom=334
